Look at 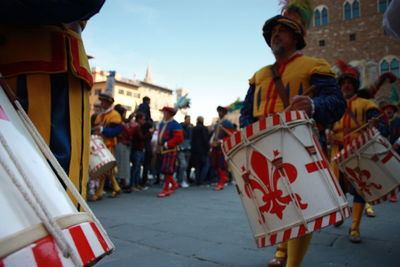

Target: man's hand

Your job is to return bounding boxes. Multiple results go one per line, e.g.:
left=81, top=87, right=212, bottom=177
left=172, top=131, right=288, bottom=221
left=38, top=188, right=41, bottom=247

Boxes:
left=93, top=126, right=102, bottom=135
left=368, top=117, right=378, bottom=128
left=327, top=131, right=335, bottom=144
left=291, top=96, right=313, bottom=116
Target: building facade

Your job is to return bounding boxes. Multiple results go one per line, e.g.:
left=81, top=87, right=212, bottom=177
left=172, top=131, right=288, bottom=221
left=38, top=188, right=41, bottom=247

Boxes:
left=90, top=67, right=174, bottom=122
left=303, top=0, right=399, bottom=88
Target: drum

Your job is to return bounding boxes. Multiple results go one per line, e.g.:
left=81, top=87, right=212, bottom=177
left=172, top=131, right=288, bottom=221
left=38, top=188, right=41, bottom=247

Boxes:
left=333, top=127, right=400, bottom=204
left=0, top=85, right=114, bottom=266
left=222, top=111, right=350, bottom=248
left=89, top=135, right=117, bottom=179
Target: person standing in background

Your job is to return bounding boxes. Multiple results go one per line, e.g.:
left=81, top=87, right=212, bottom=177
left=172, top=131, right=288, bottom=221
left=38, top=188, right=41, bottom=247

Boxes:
left=130, top=112, right=148, bottom=192
left=113, top=104, right=133, bottom=191
left=177, top=115, right=192, bottom=188
left=191, top=116, right=210, bottom=186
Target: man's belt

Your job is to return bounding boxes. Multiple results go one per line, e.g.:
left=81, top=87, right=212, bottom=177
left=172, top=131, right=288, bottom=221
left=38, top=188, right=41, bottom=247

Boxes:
left=160, top=147, right=178, bottom=154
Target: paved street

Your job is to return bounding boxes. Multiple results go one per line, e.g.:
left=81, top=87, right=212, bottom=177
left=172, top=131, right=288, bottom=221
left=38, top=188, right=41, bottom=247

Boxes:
left=90, top=184, right=400, bottom=267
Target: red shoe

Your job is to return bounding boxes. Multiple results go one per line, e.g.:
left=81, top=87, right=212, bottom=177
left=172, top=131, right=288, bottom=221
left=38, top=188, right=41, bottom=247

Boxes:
left=157, top=178, right=170, bottom=198
left=157, top=190, right=171, bottom=198
left=390, top=195, right=398, bottom=202
left=214, top=183, right=225, bottom=191
left=214, top=169, right=228, bottom=191
left=170, top=183, right=180, bottom=192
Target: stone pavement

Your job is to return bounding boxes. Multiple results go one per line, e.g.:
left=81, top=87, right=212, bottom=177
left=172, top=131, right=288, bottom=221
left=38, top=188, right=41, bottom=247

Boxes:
left=89, top=184, right=400, bottom=267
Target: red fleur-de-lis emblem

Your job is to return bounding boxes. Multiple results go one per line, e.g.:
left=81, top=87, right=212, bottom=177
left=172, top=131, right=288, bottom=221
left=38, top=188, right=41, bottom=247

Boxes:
left=345, top=166, right=382, bottom=196
left=242, top=150, right=308, bottom=221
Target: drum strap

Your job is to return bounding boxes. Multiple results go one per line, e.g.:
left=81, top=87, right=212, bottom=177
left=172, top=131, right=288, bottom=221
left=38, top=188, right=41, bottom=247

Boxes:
left=271, top=63, right=290, bottom=108
left=345, top=108, right=361, bottom=127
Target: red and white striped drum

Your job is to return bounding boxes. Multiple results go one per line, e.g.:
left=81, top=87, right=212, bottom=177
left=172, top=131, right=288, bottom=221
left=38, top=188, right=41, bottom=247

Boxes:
left=222, top=111, right=349, bottom=248
left=333, top=127, right=400, bottom=205
left=89, top=135, right=116, bottom=179
left=0, top=85, right=114, bottom=266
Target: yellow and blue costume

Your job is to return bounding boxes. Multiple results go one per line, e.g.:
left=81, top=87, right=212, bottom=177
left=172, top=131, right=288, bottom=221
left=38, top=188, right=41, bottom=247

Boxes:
left=0, top=0, right=104, bottom=206
left=241, top=54, right=345, bottom=126
left=93, top=107, right=123, bottom=199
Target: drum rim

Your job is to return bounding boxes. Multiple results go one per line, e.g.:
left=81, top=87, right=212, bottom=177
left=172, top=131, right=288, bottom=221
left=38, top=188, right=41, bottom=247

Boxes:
left=0, top=212, right=93, bottom=258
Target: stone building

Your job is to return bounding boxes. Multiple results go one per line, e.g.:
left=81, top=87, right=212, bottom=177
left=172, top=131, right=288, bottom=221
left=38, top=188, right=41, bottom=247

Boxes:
left=90, top=66, right=174, bottom=122
left=302, top=0, right=399, bottom=88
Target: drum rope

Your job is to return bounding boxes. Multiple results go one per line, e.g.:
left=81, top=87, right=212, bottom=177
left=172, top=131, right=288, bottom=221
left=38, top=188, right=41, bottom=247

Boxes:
left=14, top=102, right=115, bottom=249
left=276, top=113, right=311, bottom=233
left=354, top=138, right=400, bottom=199
left=284, top=119, right=347, bottom=222
left=0, top=132, right=82, bottom=266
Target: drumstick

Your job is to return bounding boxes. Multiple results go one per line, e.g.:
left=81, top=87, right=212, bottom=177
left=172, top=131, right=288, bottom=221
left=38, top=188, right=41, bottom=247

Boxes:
left=283, top=85, right=316, bottom=112
left=343, top=114, right=383, bottom=138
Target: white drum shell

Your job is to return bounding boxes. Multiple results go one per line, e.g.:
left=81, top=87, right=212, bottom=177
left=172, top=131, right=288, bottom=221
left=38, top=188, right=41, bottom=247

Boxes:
left=223, top=112, right=349, bottom=247
left=0, top=89, right=77, bottom=241
left=89, top=135, right=116, bottom=178
left=334, top=127, right=400, bottom=204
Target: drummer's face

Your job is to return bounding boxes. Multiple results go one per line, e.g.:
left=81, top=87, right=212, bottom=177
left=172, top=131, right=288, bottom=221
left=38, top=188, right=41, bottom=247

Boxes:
left=100, top=100, right=112, bottom=110
left=270, top=24, right=296, bottom=55
left=340, top=79, right=356, bottom=99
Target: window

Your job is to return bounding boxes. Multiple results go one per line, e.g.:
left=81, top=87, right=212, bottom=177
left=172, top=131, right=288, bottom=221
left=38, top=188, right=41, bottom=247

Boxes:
left=321, top=8, right=328, bottom=25
left=390, top=59, right=399, bottom=77
left=349, top=33, right=356, bottom=41
left=126, top=91, right=132, bottom=96
left=379, top=57, right=399, bottom=77
left=352, top=1, right=360, bottom=18
left=379, top=0, right=392, bottom=13
left=319, top=40, right=325, bottom=46
left=381, top=60, right=390, bottom=73
left=314, top=6, right=328, bottom=26
left=344, top=2, right=352, bottom=19
left=314, top=9, right=321, bottom=26
left=95, top=89, right=101, bottom=95
left=134, top=93, right=141, bottom=98
left=344, top=0, right=360, bottom=20
left=118, top=89, right=124, bottom=95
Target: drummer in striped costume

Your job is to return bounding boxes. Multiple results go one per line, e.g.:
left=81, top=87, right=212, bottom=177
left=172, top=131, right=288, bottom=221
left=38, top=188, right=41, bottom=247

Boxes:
left=211, top=106, right=235, bottom=191
left=157, top=107, right=184, bottom=198
left=328, top=61, right=389, bottom=243
left=0, top=1, right=104, bottom=206
left=240, top=1, right=346, bottom=266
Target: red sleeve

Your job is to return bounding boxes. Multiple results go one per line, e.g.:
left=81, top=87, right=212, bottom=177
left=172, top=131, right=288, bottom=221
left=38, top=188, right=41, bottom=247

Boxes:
left=166, top=130, right=184, bottom=148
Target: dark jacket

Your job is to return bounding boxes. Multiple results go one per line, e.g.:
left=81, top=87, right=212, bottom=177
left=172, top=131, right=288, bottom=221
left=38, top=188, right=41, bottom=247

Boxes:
left=137, top=102, right=152, bottom=123
left=191, top=123, right=209, bottom=159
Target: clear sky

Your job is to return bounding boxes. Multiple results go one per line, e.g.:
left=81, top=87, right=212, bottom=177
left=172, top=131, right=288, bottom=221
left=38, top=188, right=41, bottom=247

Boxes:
left=83, top=0, right=281, bottom=120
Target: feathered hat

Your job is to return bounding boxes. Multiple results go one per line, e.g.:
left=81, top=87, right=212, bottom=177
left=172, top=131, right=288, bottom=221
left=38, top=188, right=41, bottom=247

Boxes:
left=336, top=60, right=360, bottom=90
left=377, top=72, right=397, bottom=89
left=160, top=106, right=177, bottom=115
left=217, top=106, right=229, bottom=113
left=263, top=0, right=314, bottom=50
left=98, top=93, right=114, bottom=103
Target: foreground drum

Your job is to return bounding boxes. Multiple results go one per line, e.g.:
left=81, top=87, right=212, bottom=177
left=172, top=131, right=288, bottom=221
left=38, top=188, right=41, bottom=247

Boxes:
left=333, top=127, right=400, bottom=204
left=0, top=85, right=114, bottom=266
left=89, top=135, right=117, bottom=179
left=222, top=111, right=349, bottom=248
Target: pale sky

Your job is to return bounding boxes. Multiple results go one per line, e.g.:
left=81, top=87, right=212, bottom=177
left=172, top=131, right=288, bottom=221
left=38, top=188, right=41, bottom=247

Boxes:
left=83, top=0, right=281, bottom=120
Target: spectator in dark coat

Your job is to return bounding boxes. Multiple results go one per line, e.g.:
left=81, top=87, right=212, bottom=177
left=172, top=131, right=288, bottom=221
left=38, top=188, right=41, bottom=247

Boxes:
left=137, top=96, right=152, bottom=123
left=191, top=116, right=210, bottom=185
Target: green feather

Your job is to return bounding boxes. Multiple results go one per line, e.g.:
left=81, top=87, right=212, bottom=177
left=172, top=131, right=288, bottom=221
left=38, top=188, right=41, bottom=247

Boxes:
left=282, top=0, right=314, bottom=28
